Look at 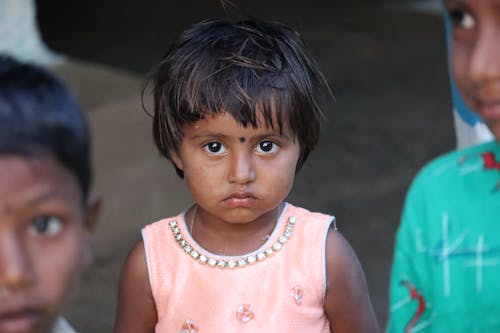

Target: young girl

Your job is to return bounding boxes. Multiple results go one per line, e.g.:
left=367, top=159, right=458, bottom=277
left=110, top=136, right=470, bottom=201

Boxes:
left=114, top=18, right=379, bottom=333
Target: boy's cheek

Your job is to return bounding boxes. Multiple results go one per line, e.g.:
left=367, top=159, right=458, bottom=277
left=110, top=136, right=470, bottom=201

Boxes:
left=33, top=238, right=85, bottom=313
left=79, top=237, right=95, bottom=269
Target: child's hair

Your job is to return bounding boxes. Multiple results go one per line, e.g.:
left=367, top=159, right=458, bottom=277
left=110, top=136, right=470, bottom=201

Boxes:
left=0, top=55, right=92, bottom=198
left=149, top=18, right=326, bottom=177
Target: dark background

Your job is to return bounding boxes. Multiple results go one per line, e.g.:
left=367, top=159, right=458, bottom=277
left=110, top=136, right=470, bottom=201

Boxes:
left=36, top=0, right=454, bottom=330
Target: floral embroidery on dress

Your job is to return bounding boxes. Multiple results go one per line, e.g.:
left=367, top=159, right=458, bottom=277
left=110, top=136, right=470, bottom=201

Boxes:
left=290, top=285, right=303, bottom=305
left=181, top=319, right=199, bottom=333
left=235, top=304, right=254, bottom=323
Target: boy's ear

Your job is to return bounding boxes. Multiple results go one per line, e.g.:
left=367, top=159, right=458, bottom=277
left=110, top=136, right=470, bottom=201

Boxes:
left=80, top=192, right=101, bottom=268
left=170, top=151, right=184, bottom=171
left=85, top=192, right=101, bottom=234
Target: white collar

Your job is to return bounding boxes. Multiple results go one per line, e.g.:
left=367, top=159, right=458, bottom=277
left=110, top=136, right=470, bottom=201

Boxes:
left=52, top=317, right=77, bottom=333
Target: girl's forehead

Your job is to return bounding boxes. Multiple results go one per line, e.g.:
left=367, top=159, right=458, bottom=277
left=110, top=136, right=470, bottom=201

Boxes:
left=190, top=111, right=293, bottom=136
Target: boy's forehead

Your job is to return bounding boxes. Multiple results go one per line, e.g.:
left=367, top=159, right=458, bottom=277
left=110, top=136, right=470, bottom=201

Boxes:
left=0, top=155, right=83, bottom=205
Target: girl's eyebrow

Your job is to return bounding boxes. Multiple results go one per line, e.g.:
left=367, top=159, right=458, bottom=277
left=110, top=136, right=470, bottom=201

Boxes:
left=188, top=131, right=293, bottom=141
left=187, top=132, right=227, bottom=140
left=254, top=132, right=293, bottom=141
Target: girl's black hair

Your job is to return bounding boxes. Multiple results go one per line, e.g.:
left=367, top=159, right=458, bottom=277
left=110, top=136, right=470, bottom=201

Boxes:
left=149, top=18, right=327, bottom=177
left=0, top=55, right=92, bottom=198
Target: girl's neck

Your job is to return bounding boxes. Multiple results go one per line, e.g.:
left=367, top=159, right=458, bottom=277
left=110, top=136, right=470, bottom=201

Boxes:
left=186, top=203, right=284, bottom=256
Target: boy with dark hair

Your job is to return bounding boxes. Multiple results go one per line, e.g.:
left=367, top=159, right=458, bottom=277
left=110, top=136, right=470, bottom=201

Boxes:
left=0, top=55, right=100, bottom=333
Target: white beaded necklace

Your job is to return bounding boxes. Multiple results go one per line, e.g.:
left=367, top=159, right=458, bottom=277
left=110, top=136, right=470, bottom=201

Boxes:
left=168, top=206, right=296, bottom=269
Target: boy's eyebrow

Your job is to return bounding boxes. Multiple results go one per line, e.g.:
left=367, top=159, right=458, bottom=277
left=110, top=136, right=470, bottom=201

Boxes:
left=25, top=189, right=77, bottom=206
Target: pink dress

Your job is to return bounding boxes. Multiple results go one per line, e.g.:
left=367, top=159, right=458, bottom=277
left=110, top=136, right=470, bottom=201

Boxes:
left=142, top=202, right=335, bottom=332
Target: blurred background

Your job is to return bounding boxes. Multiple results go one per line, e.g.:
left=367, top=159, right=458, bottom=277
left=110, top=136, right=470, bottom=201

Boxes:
left=6, top=0, right=454, bottom=330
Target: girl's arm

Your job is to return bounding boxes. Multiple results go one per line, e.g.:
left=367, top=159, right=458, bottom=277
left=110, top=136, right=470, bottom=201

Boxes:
left=323, top=228, right=380, bottom=333
left=113, top=240, right=157, bottom=333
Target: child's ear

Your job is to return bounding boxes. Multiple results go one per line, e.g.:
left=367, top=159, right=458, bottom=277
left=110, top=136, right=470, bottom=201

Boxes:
left=170, top=151, right=184, bottom=171
left=85, top=192, right=101, bottom=234
left=80, top=192, right=101, bottom=268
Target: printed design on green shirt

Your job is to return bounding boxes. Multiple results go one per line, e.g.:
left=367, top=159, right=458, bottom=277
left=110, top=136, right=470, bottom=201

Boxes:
left=481, top=151, right=500, bottom=190
left=416, top=214, right=500, bottom=296
left=400, top=280, right=427, bottom=333
left=458, top=150, right=500, bottom=191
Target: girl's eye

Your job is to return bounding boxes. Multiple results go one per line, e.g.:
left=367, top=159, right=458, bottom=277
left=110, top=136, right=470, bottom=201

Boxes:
left=28, top=215, right=63, bottom=237
left=203, top=141, right=227, bottom=155
left=449, top=8, right=475, bottom=30
left=256, top=141, right=279, bottom=154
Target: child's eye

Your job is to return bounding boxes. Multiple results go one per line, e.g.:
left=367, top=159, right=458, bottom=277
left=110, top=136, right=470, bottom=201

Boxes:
left=28, top=215, right=63, bottom=237
left=448, top=8, right=475, bottom=30
left=203, top=141, right=227, bottom=155
left=255, top=141, right=279, bottom=154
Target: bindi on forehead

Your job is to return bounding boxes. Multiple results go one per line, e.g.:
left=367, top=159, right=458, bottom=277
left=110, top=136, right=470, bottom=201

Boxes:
left=239, top=137, right=246, bottom=143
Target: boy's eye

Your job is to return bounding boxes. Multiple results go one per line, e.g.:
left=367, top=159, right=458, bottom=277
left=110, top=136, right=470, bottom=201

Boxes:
left=449, top=8, right=475, bottom=30
left=203, top=141, right=227, bottom=155
left=28, top=215, right=63, bottom=237
left=256, top=141, right=279, bottom=154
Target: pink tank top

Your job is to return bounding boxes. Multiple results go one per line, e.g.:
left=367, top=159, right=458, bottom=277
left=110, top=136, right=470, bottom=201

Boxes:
left=142, top=203, right=334, bottom=332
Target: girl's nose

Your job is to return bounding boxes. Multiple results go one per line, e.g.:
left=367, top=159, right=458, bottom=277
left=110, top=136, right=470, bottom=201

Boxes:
left=469, top=25, right=500, bottom=85
left=228, top=151, right=256, bottom=185
left=0, top=232, right=34, bottom=292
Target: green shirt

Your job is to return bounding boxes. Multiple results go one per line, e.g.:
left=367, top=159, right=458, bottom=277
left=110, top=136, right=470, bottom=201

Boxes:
left=387, top=141, right=500, bottom=333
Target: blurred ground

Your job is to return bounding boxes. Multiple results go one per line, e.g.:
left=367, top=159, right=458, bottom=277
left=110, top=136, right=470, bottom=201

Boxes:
left=38, top=0, right=453, bottom=331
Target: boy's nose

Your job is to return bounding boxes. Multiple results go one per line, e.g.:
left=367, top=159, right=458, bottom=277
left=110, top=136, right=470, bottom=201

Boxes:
left=469, top=26, right=500, bottom=84
left=228, top=151, right=256, bottom=185
left=0, top=232, right=34, bottom=292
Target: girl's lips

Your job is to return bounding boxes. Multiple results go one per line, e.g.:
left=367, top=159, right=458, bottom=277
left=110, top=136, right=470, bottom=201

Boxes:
left=223, top=193, right=256, bottom=207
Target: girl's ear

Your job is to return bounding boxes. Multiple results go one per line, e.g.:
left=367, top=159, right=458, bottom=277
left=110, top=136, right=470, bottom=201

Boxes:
left=170, top=151, right=184, bottom=171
